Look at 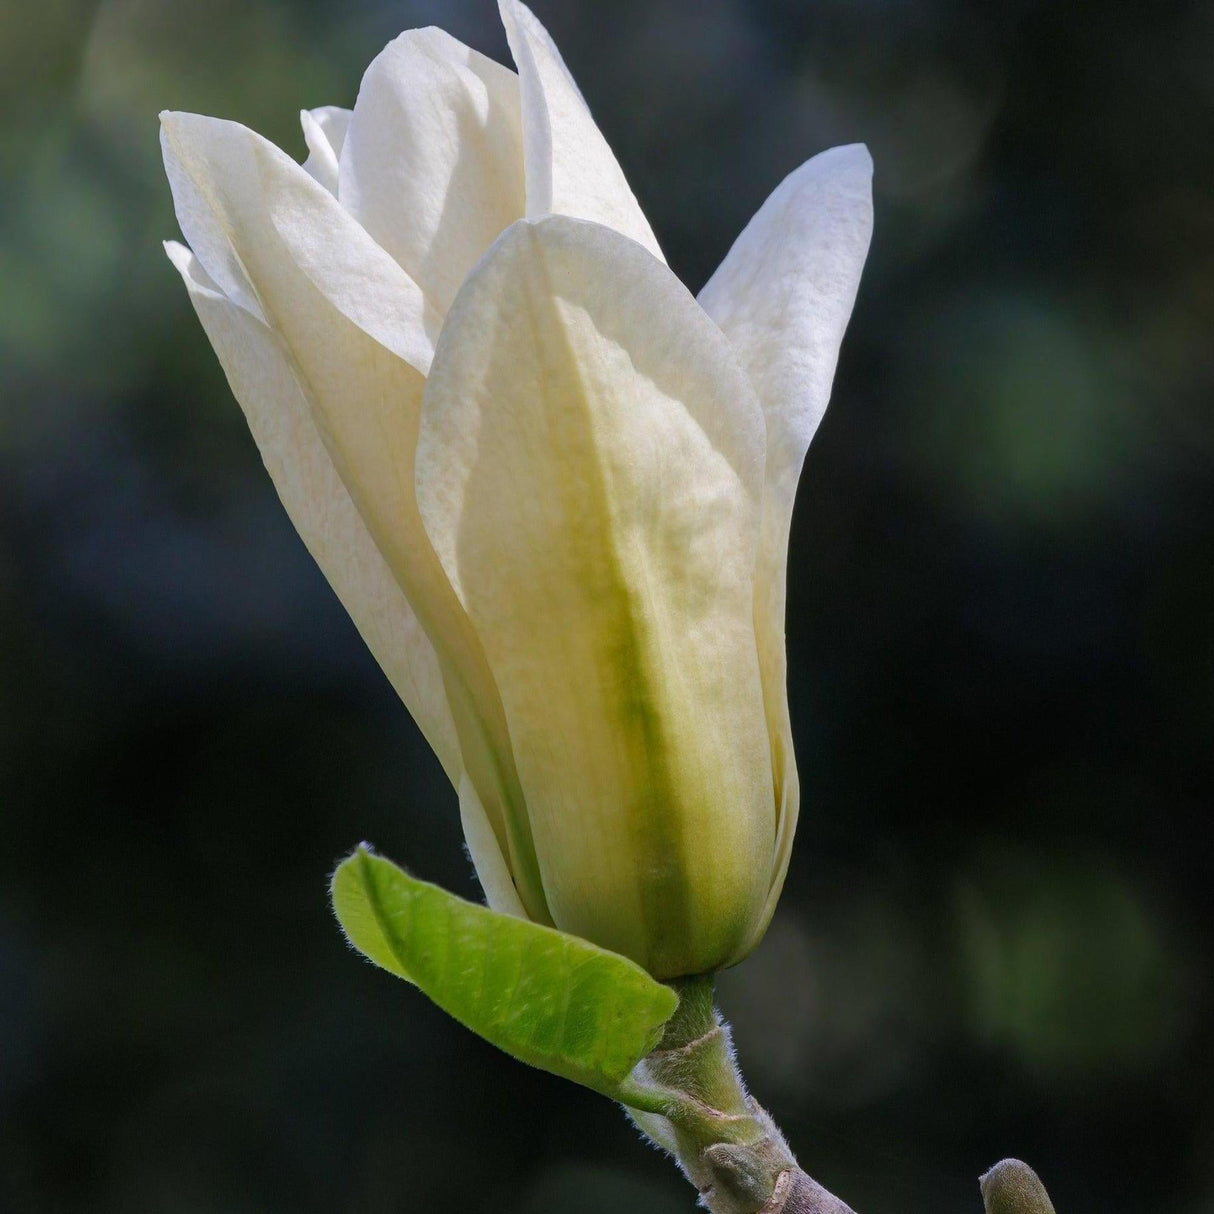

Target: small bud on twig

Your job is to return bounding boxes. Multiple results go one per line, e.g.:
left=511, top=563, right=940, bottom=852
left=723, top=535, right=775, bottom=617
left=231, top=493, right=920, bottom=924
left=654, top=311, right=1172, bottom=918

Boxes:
left=980, top=1159, right=1057, bottom=1214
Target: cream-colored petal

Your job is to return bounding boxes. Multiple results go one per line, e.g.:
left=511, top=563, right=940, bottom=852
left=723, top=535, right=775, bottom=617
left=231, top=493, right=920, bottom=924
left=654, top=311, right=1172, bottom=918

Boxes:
left=458, top=774, right=528, bottom=918
left=338, top=28, right=525, bottom=319
left=164, top=239, right=461, bottom=783
left=498, top=0, right=664, bottom=262
left=161, top=113, right=550, bottom=924
left=300, top=105, right=351, bottom=196
left=416, top=215, right=773, bottom=979
left=162, top=110, right=437, bottom=374
left=699, top=144, right=873, bottom=939
left=161, top=115, right=265, bottom=323
left=699, top=144, right=873, bottom=514
left=161, top=115, right=433, bottom=592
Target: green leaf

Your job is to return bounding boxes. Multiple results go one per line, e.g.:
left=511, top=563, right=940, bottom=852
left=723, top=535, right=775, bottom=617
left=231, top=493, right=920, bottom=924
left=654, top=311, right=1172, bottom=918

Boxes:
left=331, top=846, right=678, bottom=1097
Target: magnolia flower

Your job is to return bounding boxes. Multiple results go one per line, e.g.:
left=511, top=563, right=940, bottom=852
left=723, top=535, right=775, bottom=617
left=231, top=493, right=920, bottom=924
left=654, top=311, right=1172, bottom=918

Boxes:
left=161, top=0, right=872, bottom=980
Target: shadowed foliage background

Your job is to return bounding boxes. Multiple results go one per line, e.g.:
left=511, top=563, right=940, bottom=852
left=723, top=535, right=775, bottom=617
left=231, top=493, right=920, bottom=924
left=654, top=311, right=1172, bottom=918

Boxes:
left=1, top=0, right=1212, bottom=1211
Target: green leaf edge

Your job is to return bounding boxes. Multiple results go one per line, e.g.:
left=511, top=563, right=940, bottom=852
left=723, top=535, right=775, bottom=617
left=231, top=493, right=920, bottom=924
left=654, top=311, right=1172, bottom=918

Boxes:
left=330, top=844, right=678, bottom=1099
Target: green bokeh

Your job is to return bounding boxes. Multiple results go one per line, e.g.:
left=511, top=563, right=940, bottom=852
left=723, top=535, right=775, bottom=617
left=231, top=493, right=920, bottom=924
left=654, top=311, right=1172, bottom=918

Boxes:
left=2, top=1, right=1212, bottom=1212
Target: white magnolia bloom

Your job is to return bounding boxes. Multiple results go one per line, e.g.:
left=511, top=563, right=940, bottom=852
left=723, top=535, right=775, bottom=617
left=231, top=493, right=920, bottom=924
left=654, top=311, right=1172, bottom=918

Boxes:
left=161, top=0, right=872, bottom=979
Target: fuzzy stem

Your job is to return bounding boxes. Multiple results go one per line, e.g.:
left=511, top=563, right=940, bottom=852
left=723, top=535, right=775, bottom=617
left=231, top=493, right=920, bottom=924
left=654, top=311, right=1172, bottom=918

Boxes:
left=764, top=1170, right=858, bottom=1214
left=622, top=985, right=1058, bottom=1214
left=621, top=976, right=856, bottom=1214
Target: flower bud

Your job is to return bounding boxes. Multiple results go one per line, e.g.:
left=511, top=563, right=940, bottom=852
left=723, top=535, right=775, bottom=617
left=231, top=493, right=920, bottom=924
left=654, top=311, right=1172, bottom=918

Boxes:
left=160, top=0, right=872, bottom=978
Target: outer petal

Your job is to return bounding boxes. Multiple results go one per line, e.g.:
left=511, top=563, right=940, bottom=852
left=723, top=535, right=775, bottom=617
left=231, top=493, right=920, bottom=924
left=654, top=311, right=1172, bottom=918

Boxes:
left=415, top=215, right=773, bottom=979
left=161, top=110, right=437, bottom=372
left=698, top=143, right=873, bottom=938
left=458, top=774, right=528, bottom=918
left=498, top=0, right=664, bottom=262
left=161, top=113, right=550, bottom=925
left=164, top=240, right=461, bottom=783
left=338, top=28, right=526, bottom=318
left=699, top=145, right=873, bottom=504
left=163, top=124, right=265, bottom=323
left=300, top=105, right=351, bottom=196
left=161, top=113, right=437, bottom=623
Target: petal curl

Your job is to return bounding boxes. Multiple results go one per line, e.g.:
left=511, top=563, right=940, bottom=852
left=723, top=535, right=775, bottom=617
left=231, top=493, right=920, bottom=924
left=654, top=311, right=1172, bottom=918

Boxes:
left=498, top=0, right=663, bottom=261
left=164, top=240, right=461, bottom=782
left=459, top=774, right=528, bottom=918
left=339, top=28, right=526, bottom=317
left=416, top=216, right=772, bottom=978
left=161, top=114, right=437, bottom=605
left=300, top=105, right=351, bottom=196
left=699, top=143, right=873, bottom=934
left=699, top=144, right=873, bottom=508
left=161, top=114, right=549, bottom=923
left=162, top=110, right=437, bottom=372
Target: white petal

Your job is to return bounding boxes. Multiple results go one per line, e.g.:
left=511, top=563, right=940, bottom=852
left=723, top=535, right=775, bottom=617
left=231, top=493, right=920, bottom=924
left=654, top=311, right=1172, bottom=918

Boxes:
left=163, top=239, right=461, bottom=783
left=498, top=0, right=664, bottom=261
left=161, top=115, right=550, bottom=924
left=699, top=143, right=873, bottom=925
left=162, top=110, right=437, bottom=374
left=458, top=774, right=528, bottom=918
left=161, top=115, right=265, bottom=323
left=300, top=105, right=351, bottom=196
left=160, top=114, right=435, bottom=581
left=699, top=144, right=873, bottom=508
left=338, top=28, right=526, bottom=319
left=416, top=216, right=773, bottom=978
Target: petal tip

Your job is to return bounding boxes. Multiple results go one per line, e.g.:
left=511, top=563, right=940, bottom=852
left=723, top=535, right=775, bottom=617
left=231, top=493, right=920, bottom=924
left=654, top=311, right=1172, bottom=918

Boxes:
left=158, top=109, right=207, bottom=153
left=821, top=141, right=873, bottom=176
left=162, top=237, right=188, bottom=264
left=158, top=109, right=196, bottom=136
left=497, top=0, right=539, bottom=44
left=162, top=239, right=193, bottom=283
left=847, top=141, right=874, bottom=174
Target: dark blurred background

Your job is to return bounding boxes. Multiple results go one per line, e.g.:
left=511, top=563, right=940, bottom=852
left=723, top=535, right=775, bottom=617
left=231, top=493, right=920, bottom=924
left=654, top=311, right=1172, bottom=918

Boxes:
left=2, top=0, right=1212, bottom=1210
